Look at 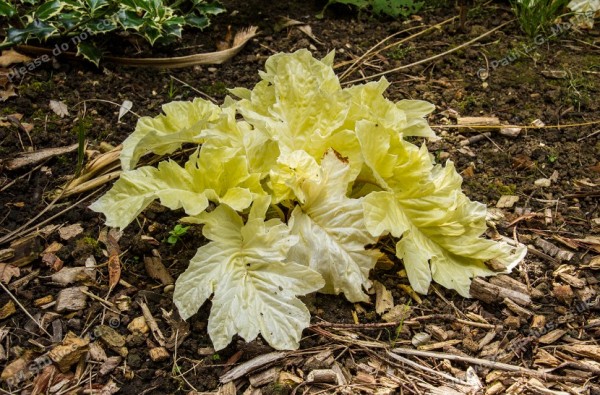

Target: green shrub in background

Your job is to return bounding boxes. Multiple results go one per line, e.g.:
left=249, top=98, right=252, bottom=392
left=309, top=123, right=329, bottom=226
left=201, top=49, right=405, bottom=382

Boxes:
left=510, top=0, right=571, bottom=37
left=0, top=0, right=224, bottom=64
left=319, top=0, right=424, bottom=19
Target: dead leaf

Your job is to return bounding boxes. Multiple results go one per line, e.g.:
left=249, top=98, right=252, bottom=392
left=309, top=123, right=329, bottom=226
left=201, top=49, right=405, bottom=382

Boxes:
left=118, top=100, right=133, bottom=122
left=0, top=85, right=17, bottom=102
left=58, top=223, right=84, bottom=240
left=106, top=232, right=121, bottom=291
left=99, top=379, right=120, bottom=394
left=51, top=267, right=96, bottom=286
left=512, top=154, right=535, bottom=170
left=216, top=25, right=233, bottom=51
left=297, top=25, right=323, bottom=45
left=42, top=252, right=63, bottom=271
left=462, top=164, right=475, bottom=178
left=0, top=50, right=31, bottom=67
left=0, top=263, right=20, bottom=283
left=373, top=281, right=394, bottom=315
left=49, top=100, right=69, bottom=118
left=382, top=304, right=411, bottom=323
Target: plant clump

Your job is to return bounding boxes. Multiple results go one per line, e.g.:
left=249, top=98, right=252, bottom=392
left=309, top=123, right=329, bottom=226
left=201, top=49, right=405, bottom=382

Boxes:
left=90, top=49, right=526, bottom=351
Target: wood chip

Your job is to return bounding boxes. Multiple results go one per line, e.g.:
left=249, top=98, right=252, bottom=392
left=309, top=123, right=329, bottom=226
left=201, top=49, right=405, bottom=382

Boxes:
left=88, top=341, right=108, bottom=362
left=427, top=324, right=448, bottom=341
left=470, top=277, right=531, bottom=306
left=418, top=339, right=462, bottom=351
left=552, top=283, right=574, bottom=303
left=4, top=235, right=43, bottom=267
left=457, top=116, right=500, bottom=131
left=0, top=350, right=34, bottom=385
left=557, top=272, right=585, bottom=288
left=127, top=316, right=149, bottom=334
left=477, top=330, right=497, bottom=351
left=496, top=195, right=519, bottom=208
left=533, top=348, right=561, bottom=367
left=98, top=358, right=122, bottom=379
left=96, top=325, right=126, bottom=349
left=218, top=382, right=237, bottom=395
left=0, top=300, right=16, bottom=320
left=306, top=369, right=338, bottom=385
left=499, top=127, right=522, bottom=137
left=541, top=70, right=567, bottom=79
left=538, top=329, right=566, bottom=344
left=55, top=286, right=88, bottom=312
left=249, top=366, right=280, bottom=387
left=149, top=346, right=170, bottom=362
left=504, top=316, right=521, bottom=329
left=504, top=297, right=533, bottom=318
left=34, top=295, right=54, bottom=307
left=41, top=252, right=63, bottom=271
left=530, top=315, right=546, bottom=330
left=564, top=345, right=600, bottom=362
left=48, top=332, right=89, bottom=373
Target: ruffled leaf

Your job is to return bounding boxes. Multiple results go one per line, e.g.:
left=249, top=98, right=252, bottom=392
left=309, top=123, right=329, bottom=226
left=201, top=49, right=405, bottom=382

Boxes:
left=120, top=98, right=221, bottom=170
left=173, top=197, right=324, bottom=350
left=359, top=123, right=526, bottom=297
left=288, top=150, right=381, bottom=302
left=90, top=147, right=264, bottom=229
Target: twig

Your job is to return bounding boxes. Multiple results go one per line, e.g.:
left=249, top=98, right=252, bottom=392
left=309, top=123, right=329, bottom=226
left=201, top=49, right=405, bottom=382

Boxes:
left=386, top=350, right=471, bottom=386
left=139, top=300, right=166, bottom=347
left=311, top=321, right=404, bottom=330
left=577, top=129, right=600, bottom=141
left=79, top=289, right=120, bottom=315
left=0, top=189, right=101, bottom=245
left=460, top=132, right=491, bottom=146
left=432, top=119, right=600, bottom=130
left=343, top=20, right=514, bottom=85
left=169, top=75, right=217, bottom=103
left=0, top=281, right=51, bottom=337
left=390, top=347, right=587, bottom=383
left=220, top=351, right=287, bottom=383
left=74, top=99, right=141, bottom=118
left=338, top=18, right=455, bottom=80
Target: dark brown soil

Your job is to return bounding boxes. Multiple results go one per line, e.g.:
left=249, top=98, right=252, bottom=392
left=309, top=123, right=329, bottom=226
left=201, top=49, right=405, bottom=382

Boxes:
left=1, top=0, right=599, bottom=394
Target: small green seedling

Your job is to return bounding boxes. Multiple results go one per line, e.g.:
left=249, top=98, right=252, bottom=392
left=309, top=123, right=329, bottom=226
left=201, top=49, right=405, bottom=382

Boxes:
left=167, top=224, right=189, bottom=245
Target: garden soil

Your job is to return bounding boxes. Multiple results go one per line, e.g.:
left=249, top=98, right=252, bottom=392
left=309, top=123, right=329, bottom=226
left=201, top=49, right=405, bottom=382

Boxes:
left=1, top=0, right=599, bottom=394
